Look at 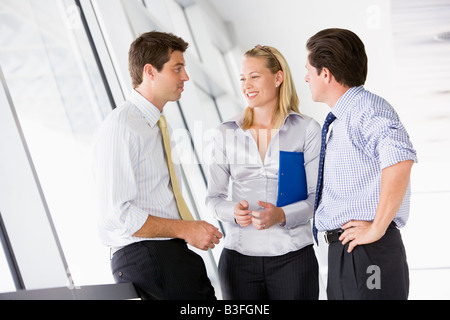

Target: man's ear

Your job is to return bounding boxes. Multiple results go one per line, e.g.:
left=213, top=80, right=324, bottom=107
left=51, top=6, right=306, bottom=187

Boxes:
left=143, top=63, right=156, bottom=80
left=321, top=67, right=334, bottom=84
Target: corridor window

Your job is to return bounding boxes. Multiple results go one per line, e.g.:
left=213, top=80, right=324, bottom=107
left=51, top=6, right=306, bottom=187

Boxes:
left=165, top=0, right=201, bottom=61
left=0, top=0, right=113, bottom=286
left=0, top=241, right=15, bottom=293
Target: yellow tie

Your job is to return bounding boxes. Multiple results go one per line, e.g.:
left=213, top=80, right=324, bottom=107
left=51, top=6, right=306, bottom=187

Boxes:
left=157, top=115, right=194, bottom=221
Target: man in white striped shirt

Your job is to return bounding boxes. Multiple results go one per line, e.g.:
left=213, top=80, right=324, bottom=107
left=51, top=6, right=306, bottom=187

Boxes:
left=93, top=31, right=222, bottom=300
left=305, top=28, right=417, bottom=299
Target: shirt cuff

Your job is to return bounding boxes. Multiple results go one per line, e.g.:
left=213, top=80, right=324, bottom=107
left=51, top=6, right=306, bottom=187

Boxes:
left=379, top=149, right=418, bottom=170
left=122, top=204, right=150, bottom=237
left=213, top=201, right=237, bottom=223
left=281, top=199, right=314, bottom=229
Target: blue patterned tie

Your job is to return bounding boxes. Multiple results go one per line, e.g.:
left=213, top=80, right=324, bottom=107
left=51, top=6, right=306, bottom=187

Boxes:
left=313, top=112, right=336, bottom=244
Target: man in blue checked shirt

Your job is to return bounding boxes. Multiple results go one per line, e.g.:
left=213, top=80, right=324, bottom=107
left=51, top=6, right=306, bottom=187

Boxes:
left=305, top=28, right=417, bottom=300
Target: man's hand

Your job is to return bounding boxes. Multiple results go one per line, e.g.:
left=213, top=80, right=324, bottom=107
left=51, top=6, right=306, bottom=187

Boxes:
left=340, top=160, right=414, bottom=253
left=183, top=221, right=223, bottom=251
left=133, top=215, right=222, bottom=251
left=339, top=220, right=386, bottom=253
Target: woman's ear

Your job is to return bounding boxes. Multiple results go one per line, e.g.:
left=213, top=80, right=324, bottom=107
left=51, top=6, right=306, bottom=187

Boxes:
left=275, top=70, right=284, bottom=87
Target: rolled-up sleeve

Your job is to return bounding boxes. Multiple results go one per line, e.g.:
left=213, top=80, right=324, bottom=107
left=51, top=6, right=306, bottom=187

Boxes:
left=94, top=122, right=149, bottom=238
left=359, top=103, right=418, bottom=170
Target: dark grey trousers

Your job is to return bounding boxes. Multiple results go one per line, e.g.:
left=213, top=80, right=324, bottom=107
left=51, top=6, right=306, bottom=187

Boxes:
left=327, top=223, right=409, bottom=300
left=218, top=245, right=319, bottom=300
left=111, top=239, right=216, bottom=300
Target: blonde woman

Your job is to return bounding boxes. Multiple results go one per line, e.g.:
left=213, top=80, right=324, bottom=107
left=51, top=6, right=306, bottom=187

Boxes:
left=206, top=45, right=321, bottom=299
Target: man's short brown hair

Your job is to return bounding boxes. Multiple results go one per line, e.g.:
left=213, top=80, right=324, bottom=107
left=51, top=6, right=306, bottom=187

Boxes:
left=128, top=31, right=189, bottom=88
left=306, top=28, right=367, bottom=88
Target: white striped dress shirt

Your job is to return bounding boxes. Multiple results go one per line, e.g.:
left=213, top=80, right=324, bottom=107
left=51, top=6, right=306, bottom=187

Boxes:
left=315, top=86, right=418, bottom=231
left=93, top=90, right=182, bottom=247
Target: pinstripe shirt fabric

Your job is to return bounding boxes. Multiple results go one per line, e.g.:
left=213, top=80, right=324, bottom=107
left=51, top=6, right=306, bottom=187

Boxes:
left=93, top=90, right=181, bottom=247
left=315, top=86, right=418, bottom=232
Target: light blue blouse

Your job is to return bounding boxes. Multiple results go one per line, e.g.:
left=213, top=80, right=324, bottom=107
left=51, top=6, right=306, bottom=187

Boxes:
left=205, top=111, right=321, bottom=256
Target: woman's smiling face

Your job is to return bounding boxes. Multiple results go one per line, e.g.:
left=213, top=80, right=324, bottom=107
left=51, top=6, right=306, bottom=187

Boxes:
left=240, top=56, right=279, bottom=109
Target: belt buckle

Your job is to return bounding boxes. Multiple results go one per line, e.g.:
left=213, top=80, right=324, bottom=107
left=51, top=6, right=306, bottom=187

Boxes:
left=324, top=233, right=331, bottom=244
left=324, top=229, right=343, bottom=244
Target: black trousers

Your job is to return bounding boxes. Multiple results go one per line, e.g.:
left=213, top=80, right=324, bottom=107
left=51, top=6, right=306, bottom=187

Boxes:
left=327, top=223, right=409, bottom=300
left=110, top=239, right=216, bottom=300
left=218, top=245, right=319, bottom=300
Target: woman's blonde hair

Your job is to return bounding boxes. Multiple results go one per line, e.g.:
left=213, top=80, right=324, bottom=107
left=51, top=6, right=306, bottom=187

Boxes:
left=241, top=45, right=300, bottom=130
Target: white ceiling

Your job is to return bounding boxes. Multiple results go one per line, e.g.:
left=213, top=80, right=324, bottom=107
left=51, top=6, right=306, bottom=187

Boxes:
left=206, top=0, right=450, bottom=164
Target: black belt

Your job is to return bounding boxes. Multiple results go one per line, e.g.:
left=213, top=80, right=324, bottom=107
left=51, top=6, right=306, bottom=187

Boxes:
left=110, top=238, right=186, bottom=259
left=324, top=221, right=397, bottom=244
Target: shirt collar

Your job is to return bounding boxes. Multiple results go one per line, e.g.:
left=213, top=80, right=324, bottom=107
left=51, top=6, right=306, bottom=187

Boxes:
left=332, top=85, right=365, bottom=119
left=223, top=110, right=304, bottom=129
left=223, top=110, right=244, bottom=128
left=129, top=89, right=162, bottom=127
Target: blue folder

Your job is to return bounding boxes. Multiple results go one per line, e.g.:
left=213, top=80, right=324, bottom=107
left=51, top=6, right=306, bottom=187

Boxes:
left=276, top=151, right=308, bottom=207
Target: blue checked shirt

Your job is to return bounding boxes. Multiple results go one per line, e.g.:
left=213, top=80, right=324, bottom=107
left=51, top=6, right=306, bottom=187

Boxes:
left=315, top=86, right=418, bottom=231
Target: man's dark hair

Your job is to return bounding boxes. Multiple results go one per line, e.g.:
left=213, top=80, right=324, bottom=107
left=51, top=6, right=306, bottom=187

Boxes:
left=306, top=28, right=368, bottom=87
left=128, top=31, right=189, bottom=88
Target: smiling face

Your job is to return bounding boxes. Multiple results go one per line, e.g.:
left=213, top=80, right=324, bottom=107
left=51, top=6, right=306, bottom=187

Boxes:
left=240, top=56, right=279, bottom=110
